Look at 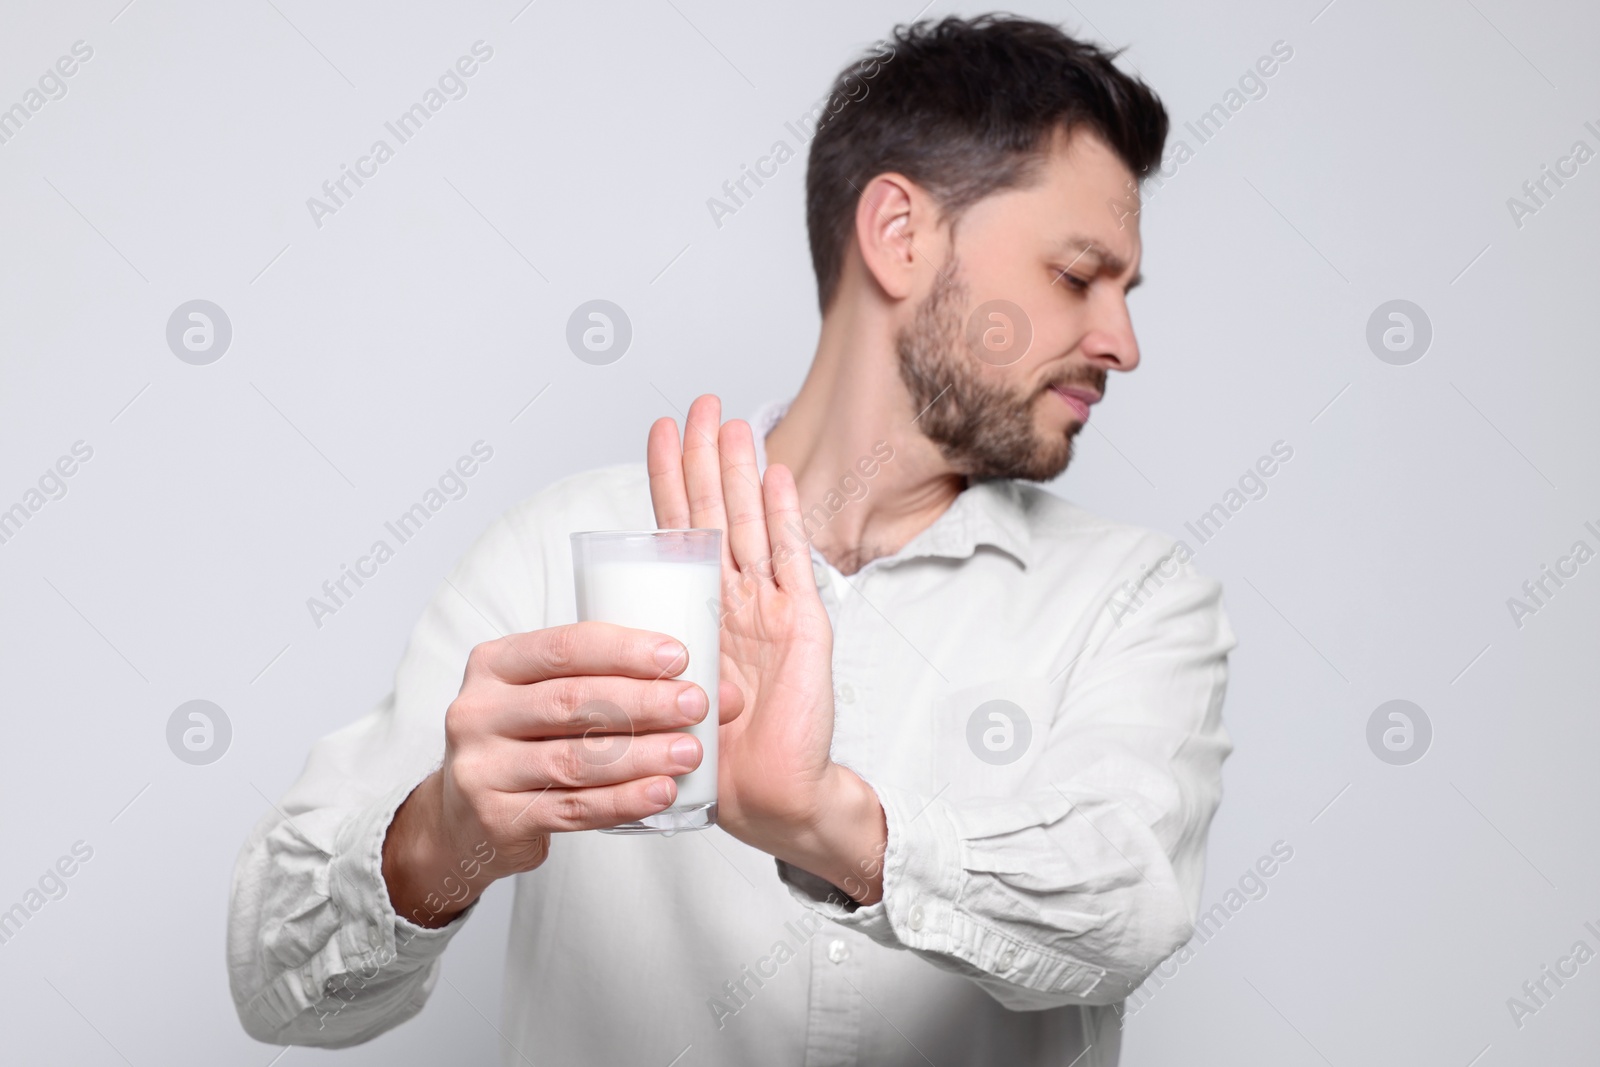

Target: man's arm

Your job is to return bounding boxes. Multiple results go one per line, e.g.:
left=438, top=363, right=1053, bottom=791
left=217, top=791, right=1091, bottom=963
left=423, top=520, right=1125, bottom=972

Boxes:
left=227, top=513, right=534, bottom=1046
left=228, top=488, right=720, bottom=1046
left=776, top=538, right=1236, bottom=1010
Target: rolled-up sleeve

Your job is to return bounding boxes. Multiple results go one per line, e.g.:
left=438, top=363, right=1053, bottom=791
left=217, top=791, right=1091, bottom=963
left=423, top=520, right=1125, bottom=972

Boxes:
left=228, top=509, right=542, bottom=1045
left=230, top=780, right=472, bottom=1045
left=778, top=547, right=1235, bottom=1011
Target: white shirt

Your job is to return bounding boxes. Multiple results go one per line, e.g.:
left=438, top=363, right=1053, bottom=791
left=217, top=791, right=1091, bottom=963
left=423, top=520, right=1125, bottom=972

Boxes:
left=229, top=400, right=1236, bottom=1066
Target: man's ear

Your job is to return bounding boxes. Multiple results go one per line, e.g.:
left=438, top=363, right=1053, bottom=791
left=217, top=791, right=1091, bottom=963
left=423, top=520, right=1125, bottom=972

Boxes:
left=853, top=173, right=931, bottom=302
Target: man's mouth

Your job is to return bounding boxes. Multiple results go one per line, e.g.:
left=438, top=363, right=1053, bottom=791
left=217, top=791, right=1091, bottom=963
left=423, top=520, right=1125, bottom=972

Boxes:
left=1048, top=383, right=1101, bottom=423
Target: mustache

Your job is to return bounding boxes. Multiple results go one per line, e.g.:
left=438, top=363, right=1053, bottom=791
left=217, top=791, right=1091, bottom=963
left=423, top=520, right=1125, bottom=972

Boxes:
left=1042, top=368, right=1107, bottom=397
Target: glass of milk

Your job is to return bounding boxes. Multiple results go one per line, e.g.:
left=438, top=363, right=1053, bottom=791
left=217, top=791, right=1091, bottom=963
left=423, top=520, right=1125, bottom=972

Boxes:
left=570, top=529, right=721, bottom=834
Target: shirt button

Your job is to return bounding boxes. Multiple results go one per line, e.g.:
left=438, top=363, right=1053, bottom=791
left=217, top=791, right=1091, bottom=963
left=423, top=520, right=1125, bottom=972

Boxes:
left=907, top=904, right=925, bottom=931
left=836, top=682, right=855, bottom=704
left=827, top=938, right=850, bottom=964
left=998, top=947, right=1017, bottom=969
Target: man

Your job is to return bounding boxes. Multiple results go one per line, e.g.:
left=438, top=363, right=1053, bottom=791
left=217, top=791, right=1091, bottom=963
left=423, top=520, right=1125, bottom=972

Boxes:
left=230, top=14, right=1236, bottom=1066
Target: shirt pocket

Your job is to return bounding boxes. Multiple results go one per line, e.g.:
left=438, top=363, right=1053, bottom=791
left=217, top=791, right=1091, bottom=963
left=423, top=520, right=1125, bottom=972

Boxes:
left=929, top=675, right=1054, bottom=804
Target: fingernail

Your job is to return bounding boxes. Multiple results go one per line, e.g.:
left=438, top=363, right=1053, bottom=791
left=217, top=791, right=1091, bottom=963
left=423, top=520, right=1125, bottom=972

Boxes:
left=677, top=686, right=705, bottom=720
left=670, top=735, right=701, bottom=768
left=647, top=778, right=675, bottom=806
left=655, top=641, right=686, bottom=671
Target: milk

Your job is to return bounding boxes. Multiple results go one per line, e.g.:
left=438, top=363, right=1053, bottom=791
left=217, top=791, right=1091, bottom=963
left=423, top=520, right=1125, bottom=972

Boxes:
left=574, top=558, right=721, bottom=813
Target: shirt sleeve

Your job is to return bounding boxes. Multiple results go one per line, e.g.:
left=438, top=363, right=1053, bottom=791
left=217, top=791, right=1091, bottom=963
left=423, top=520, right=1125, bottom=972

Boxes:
left=776, top=541, right=1236, bottom=1011
left=228, top=510, right=543, bottom=1046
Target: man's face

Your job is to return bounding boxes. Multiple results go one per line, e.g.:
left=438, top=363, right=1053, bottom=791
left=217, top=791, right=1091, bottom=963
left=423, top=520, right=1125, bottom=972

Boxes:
left=896, top=128, right=1143, bottom=482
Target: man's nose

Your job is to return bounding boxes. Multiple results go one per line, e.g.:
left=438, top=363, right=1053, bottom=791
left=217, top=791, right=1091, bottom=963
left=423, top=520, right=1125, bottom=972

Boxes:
left=1081, top=290, right=1140, bottom=373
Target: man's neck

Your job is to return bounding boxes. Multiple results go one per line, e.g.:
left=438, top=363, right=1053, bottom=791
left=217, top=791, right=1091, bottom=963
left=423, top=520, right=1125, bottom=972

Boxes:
left=763, top=303, right=965, bottom=577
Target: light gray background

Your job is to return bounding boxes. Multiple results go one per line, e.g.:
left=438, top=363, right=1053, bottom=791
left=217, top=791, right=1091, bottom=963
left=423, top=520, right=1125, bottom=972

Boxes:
left=2, top=0, right=1596, bottom=1063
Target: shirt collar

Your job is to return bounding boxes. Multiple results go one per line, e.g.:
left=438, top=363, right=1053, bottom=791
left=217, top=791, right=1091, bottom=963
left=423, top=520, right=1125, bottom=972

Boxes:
left=748, top=398, right=1032, bottom=570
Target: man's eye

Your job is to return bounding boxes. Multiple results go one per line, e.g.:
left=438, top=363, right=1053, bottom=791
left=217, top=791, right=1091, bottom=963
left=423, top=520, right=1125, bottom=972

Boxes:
left=1052, top=269, right=1090, bottom=291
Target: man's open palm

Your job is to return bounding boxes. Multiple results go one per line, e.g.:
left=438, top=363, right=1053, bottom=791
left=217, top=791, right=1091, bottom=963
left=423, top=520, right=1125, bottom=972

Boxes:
left=646, top=395, right=839, bottom=845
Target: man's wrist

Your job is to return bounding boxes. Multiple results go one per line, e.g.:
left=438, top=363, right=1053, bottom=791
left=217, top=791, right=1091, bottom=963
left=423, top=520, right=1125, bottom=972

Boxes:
left=381, top=772, right=494, bottom=929
left=778, top=765, right=888, bottom=906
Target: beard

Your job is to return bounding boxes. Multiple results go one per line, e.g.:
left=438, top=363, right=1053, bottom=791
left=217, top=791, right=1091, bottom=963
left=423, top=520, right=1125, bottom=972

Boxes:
left=895, top=261, right=1100, bottom=483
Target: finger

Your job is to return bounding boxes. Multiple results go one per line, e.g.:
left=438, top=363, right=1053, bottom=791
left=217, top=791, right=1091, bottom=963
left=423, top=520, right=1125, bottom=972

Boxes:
left=647, top=416, right=691, bottom=530
left=718, top=676, right=745, bottom=724
left=480, top=675, right=708, bottom=739
left=682, top=395, right=734, bottom=569
left=718, top=419, right=772, bottom=576
left=482, top=622, right=688, bottom=685
left=510, top=776, right=680, bottom=833
left=486, top=729, right=703, bottom=791
left=762, top=462, right=819, bottom=595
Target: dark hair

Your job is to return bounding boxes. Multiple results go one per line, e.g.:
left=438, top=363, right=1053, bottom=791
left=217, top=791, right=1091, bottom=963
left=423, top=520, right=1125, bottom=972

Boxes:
left=805, top=14, right=1168, bottom=313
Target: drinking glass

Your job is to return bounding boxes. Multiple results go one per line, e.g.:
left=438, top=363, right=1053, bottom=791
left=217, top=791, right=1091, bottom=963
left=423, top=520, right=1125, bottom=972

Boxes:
left=570, top=529, right=721, bottom=834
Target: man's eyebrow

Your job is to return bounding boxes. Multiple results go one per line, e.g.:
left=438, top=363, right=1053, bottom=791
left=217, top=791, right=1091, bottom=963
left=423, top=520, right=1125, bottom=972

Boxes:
left=1050, top=235, right=1142, bottom=291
